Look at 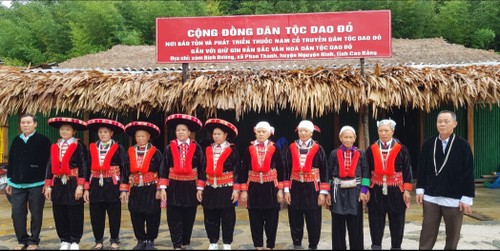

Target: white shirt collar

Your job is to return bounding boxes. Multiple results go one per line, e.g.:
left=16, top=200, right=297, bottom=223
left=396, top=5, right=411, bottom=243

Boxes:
left=438, top=135, right=450, bottom=142
left=254, top=140, right=269, bottom=146
left=177, top=138, right=191, bottom=145
left=60, top=137, right=76, bottom=146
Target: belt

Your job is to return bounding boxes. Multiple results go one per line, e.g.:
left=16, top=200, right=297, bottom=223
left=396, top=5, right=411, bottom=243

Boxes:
left=91, top=166, right=120, bottom=186
left=206, top=172, right=233, bottom=188
left=332, top=177, right=360, bottom=203
left=291, top=168, right=319, bottom=183
left=168, top=168, right=197, bottom=181
left=248, top=169, right=278, bottom=186
left=370, top=171, right=403, bottom=195
left=290, top=168, right=320, bottom=191
left=130, top=172, right=158, bottom=187
left=51, top=167, right=79, bottom=185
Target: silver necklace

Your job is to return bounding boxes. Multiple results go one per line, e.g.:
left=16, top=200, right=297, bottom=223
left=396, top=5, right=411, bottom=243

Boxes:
left=433, top=134, right=455, bottom=176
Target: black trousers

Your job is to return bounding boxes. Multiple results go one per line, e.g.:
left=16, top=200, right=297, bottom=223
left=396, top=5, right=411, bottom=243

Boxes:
left=167, top=205, right=197, bottom=249
left=130, top=211, right=161, bottom=242
left=203, top=207, right=236, bottom=245
left=8, top=186, right=45, bottom=245
left=248, top=207, right=279, bottom=249
left=89, top=200, right=121, bottom=244
left=331, top=202, right=364, bottom=250
left=53, top=203, right=84, bottom=243
left=368, top=206, right=406, bottom=249
left=288, top=206, right=322, bottom=250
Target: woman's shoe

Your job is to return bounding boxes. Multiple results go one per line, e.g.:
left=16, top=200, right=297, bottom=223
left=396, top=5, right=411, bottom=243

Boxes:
left=110, top=243, right=120, bottom=250
left=92, top=243, right=103, bottom=250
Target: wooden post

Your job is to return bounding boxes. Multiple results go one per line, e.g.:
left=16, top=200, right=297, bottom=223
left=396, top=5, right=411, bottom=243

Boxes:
left=164, top=112, right=169, bottom=150
left=467, top=105, right=474, bottom=155
left=360, top=58, right=370, bottom=149
left=182, top=63, right=189, bottom=83
left=1, top=125, right=7, bottom=163
left=420, top=110, right=425, bottom=147
left=333, top=113, right=340, bottom=148
left=83, top=112, right=89, bottom=146
left=357, top=110, right=365, bottom=149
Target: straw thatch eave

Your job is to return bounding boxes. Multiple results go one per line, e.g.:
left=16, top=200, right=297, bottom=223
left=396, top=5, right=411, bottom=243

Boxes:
left=0, top=64, right=499, bottom=124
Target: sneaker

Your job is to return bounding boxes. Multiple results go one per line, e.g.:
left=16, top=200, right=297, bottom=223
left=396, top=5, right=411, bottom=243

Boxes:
left=222, top=244, right=231, bottom=250
left=60, top=242, right=71, bottom=250
left=144, top=241, right=156, bottom=250
left=208, top=243, right=218, bottom=250
left=69, top=243, right=79, bottom=250
left=133, top=241, right=146, bottom=250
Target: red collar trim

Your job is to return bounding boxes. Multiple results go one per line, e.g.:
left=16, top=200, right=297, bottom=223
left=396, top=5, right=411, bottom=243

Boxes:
left=171, top=140, right=197, bottom=174
left=90, top=143, right=119, bottom=172
left=206, top=145, right=233, bottom=176
left=337, top=149, right=360, bottom=178
left=290, top=142, right=319, bottom=173
left=371, top=142, right=401, bottom=175
left=249, top=142, right=276, bottom=173
left=129, top=146, right=156, bottom=173
left=51, top=141, right=78, bottom=175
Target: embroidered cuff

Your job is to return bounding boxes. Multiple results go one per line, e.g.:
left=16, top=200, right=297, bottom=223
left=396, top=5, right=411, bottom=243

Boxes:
left=361, top=178, right=371, bottom=187
left=320, top=190, right=329, bottom=195
left=196, top=179, right=206, bottom=188
left=197, top=186, right=204, bottom=191
left=240, top=183, right=248, bottom=191
left=119, top=184, right=130, bottom=192
left=284, top=187, right=290, bottom=193
left=320, top=182, right=330, bottom=191
left=44, top=179, right=53, bottom=187
left=361, top=186, right=369, bottom=194
left=278, top=181, right=284, bottom=190
left=77, top=178, right=86, bottom=186
left=233, top=183, right=240, bottom=191
left=158, top=178, right=168, bottom=187
left=284, top=180, right=291, bottom=189
left=403, top=183, right=413, bottom=191
left=84, top=182, right=90, bottom=190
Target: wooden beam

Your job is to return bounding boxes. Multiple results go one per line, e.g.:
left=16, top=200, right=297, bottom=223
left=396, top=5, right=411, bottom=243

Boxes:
left=1, top=125, right=7, bottom=163
left=420, top=110, right=425, bottom=147
left=333, top=113, right=340, bottom=148
left=467, top=105, right=474, bottom=155
left=83, top=112, right=89, bottom=146
left=182, top=63, right=189, bottom=83
left=358, top=108, right=366, bottom=149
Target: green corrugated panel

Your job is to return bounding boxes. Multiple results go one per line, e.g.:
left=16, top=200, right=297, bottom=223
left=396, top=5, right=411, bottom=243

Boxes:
left=8, top=111, right=90, bottom=147
left=422, top=106, right=467, bottom=140
left=474, top=105, right=500, bottom=178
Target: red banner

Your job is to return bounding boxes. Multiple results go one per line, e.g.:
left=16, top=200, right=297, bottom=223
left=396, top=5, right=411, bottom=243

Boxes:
left=156, top=10, right=391, bottom=63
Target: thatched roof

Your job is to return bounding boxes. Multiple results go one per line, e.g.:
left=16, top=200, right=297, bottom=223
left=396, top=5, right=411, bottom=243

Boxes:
left=1, top=63, right=499, bottom=124
left=59, top=38, right=500, bottom=69
left=0, top=38, right=499, bottom=124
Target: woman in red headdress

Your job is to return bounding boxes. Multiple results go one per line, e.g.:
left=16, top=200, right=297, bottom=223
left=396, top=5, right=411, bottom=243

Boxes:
left=199, top=118, right=241, bottom=250
left=121, top=121, right=166, bottom=250
left=163, top=114, right=205, bottom=250
left=83, top=119, right=128, bottom=250
left=44, top=117, right=88, bottom=250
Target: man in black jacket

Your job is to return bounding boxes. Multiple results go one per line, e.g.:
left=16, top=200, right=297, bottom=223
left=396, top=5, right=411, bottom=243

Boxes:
left=416, top=110, right=475, bottom=250
left=6, top=114, right=51, bottom=250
